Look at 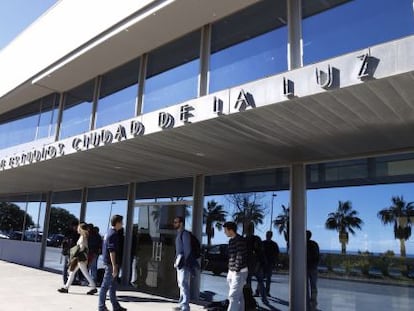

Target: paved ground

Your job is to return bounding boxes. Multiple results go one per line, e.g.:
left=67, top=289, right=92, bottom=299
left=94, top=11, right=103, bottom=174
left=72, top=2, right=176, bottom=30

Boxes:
left=0, top=260, right=204, bottom=311
left=2, top=260, right=413, bottom=311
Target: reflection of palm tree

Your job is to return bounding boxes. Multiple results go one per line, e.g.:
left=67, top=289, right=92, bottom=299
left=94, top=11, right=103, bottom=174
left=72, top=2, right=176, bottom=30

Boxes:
left=325, top=201, right=363, bottom=254
left=203, top=200, right=227, bottom=246
left=232, top=197, right=264, bottom=235
left=378, top=196, right=414, bottom=257
left=274, top=204, right=289, bottom=251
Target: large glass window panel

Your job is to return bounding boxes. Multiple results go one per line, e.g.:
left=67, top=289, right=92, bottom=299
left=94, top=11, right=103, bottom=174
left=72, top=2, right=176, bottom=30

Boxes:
left=95, top=59, right=140, bottom=128
left=209, top=0, right=287, bottom=93
left=44, top=191, right=81, bottom=272
left=60, top=80, right=95, bottom=139
left=303, top=0, right=414, bottom=65
left=142, top=30, right=200, bottom=114
left=37, top=94, right=59, bottom=140
left=200, top=190, right=290, bottom=306
left=0, top=201, right=26, bottom=240
left=307, top=177, right=414, bottom=309
left=0, top=116, right=37, bottom=149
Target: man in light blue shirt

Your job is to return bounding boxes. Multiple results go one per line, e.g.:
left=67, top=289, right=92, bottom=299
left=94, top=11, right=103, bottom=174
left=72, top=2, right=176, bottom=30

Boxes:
left=173, top=216, right=196, bottom=311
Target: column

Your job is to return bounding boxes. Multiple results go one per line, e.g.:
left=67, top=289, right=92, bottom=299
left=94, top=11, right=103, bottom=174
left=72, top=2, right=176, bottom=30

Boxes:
left=191, top=174, right=205, bottom=300
left=289, top=163, right=307, bottom=311
left=40, top=192, right=53, bottom=268
left=79, top=187, right=88, bottom=223
left=287, top=0, right=303, bottom=70
left=121, top=182, right=136, bottom=285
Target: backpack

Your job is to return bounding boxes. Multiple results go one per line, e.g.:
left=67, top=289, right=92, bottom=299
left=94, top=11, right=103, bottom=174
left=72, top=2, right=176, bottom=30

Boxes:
left=181, top=230, right=201, bottom=259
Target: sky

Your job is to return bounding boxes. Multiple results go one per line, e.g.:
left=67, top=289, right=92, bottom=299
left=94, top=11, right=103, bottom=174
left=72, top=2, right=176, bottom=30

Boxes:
left=1, top=0, right=414, bottom=257
left=0, top=0, right=57, bottom=51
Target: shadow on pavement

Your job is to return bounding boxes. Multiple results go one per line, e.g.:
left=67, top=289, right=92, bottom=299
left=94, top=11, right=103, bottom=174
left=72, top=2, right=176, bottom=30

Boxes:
left=117, top=295, right=173, bottom=304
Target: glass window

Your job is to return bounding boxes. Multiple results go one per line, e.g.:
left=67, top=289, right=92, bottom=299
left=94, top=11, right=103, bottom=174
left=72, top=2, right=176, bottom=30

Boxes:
left=142, top=30, right=200, bottom=114
left=43, top=190, right=81, bottom=272
left=95, top=59, right=140, bottom=128
left=209, top=0, right=288, bottom=93
left=307, top=181, right=414, bottom=310
left=303, top=0, right=414, bottom=65
left=0, top=94, right=59, bottom=149
left=60, top=80, right=95, bottom=139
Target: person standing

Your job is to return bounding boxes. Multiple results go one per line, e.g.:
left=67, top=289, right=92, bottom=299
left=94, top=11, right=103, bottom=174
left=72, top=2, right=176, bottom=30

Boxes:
left=61, top=220, right=80, bottom=284
left=173, top=216, right=198, bottom=311
left=58, top=223, right=97, bottom=295
left=98, top=215, right=127, bottom=311
left=245, top=222, right=268, bottom=305
left=88, top=225, right=102, bottom=283
left=307, top=230, right=320, bottom=311
left=223, top=221, right=248, bottom=311
left=261, top=231, right=279, bottom=297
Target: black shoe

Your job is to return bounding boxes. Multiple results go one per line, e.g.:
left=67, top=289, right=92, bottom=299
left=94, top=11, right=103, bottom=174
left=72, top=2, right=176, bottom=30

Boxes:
left=87, top=288, right=98, bottom=295
left=114, top=307, right=127, bottom=311
left=57, top=287, right=68, bottom=293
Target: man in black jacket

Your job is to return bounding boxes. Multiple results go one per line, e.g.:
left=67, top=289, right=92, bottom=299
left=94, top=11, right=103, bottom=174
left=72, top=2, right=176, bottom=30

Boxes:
left=223, top=221, right=248, bottom=311
left=307, top=230, right=320, bottom=311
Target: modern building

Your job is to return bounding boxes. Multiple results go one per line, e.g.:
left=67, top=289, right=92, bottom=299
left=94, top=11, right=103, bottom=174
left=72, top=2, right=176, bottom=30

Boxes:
left=0, top=0, right=414, bottom=310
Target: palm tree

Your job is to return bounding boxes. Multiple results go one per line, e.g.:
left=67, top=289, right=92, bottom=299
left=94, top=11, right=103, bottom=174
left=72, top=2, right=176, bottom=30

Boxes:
left=232, top=197, right=265, bottom=235
left=203, top=200, right=227, bottom=246
left=377, top=196, right=414, bottom=257
left=273, top=204, right=290, bottom=251
left=325, top=200, right=363, bottom=254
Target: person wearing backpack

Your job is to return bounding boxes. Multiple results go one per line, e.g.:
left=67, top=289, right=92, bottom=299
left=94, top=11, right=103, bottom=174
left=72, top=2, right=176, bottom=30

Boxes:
left=173, top=216, right=199, bottom=311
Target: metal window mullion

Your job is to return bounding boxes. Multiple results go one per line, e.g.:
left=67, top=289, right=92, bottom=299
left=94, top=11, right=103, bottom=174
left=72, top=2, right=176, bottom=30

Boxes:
left=198, top=24, right=211, bottom=97
left=80, top=187, right=88, bottom=223
left=90, top=76, right=101, bottom=131
left=40, top=192, right=52, bottom=268
left=54, top=93, right=65, bottom=141
left=136, top=54, right=148, bottom=116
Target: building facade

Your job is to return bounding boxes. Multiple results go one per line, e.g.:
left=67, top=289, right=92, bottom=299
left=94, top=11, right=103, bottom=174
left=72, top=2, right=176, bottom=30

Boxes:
left=1, top=1, right=414, bottom=310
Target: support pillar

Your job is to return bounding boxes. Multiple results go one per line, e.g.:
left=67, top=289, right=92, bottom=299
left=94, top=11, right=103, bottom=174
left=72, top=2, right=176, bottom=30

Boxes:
left=191, top=174, right=205, bottom=300
left=79, top=187, right=88, bottom=223
left=287, top=0, right=303, bottom=70
left=40, top=192, right=53, bottom=268
left=289, top=163, right=307, bottom=311
left=121, top=182, right=136, bottom=285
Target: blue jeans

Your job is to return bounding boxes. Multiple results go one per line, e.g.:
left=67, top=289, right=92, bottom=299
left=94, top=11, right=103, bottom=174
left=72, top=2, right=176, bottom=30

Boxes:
left=98, top=265, right=121, bottom=311
left=176, top=267, right=191, bottom=311
left=89, top=253, right=98, bottom=282
left=62, top=255, right=69, bottom=284
left=227, top=269, right=248, bottom=311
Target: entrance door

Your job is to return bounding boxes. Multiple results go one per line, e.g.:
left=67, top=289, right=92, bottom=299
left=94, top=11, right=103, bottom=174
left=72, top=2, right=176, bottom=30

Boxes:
left=131, top=200, right=192, bottom=297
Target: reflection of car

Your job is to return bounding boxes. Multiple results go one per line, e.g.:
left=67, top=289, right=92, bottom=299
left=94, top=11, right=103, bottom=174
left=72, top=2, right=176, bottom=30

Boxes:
left=202, top=244, right=228, bottom=276
left=7, top=231, right=23, bottom=240
left=24, top=231, right=43, bottom=242
left=0, top=232, right=9, bottom=239
left=47, top=234, right=65, bottom=247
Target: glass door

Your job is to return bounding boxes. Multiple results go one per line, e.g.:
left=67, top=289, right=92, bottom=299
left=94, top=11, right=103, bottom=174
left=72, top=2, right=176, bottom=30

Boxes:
left=131, top=200, right=192, bottom=297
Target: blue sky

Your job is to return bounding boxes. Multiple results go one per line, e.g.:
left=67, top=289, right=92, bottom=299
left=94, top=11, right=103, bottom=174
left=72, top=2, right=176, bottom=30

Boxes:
left=2, top=0, right=414, bottom=257
left=0, top=0, right=57, bottom=51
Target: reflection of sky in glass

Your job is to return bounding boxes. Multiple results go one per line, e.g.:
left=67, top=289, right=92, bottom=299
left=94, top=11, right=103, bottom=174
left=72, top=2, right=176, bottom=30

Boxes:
left=209, top=28, right=287, bottom=93
left=37, top=109, right=57, bottom=139
left=143, top=59, right=199, bottom=114
left=95, top=85, right=137, bottom=128
left=0, top=115, right=37, bottom=149
left=85, top=200, right=127, bottom=235
left=60, top=102, right=92, bottom=139
left=204, top=182, right=414, bottom=256
left=303, top=0, right=414, bottom=64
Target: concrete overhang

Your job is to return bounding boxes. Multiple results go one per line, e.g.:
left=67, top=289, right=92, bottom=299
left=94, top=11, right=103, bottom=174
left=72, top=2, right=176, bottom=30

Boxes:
left=0, top=35, right=413, bottom=196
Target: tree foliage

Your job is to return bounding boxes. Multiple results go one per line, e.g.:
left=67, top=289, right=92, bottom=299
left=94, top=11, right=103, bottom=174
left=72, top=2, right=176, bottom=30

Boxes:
left=377, top=195, right=414, bottom=257
left=229, top=194, right=265, bottom=235
left=325, top=200, right=363, bottom=254
left=49, top=207, right=78, bottom=234
left=0, top=202, right=34, bottom=232
left=273, top=204, right=290, bottom=251
left=203, top=200, right=227, bottom=246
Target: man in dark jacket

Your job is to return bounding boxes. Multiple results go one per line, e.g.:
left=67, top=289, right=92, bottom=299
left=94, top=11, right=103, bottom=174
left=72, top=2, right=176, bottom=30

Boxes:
left=307, top=230, right=320, bottom=311
left=223, top=221, right=248, bottom=311
left=61, top=220, right=79, bottom=284
left=261, top=231, right=279, bottom=297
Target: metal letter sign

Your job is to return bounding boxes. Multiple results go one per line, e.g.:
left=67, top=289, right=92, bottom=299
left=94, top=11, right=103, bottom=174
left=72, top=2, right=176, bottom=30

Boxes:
left=213, top=96, right=223, bottom=115
left=234, top=89, right=255, bottom=111
left=315, top=65, right=333, bottom=89
left=158, top=112, right=174, bottom=129
left=357, top=53, right=373, bottom=80
left=283, top=77, right=294, bottom=98
left=179, top=104, right=194, bottom=123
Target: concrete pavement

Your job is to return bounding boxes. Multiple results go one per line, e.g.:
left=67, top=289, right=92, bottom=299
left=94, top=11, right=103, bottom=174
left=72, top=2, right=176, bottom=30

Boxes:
left=0, top=260, right=205, bottom=311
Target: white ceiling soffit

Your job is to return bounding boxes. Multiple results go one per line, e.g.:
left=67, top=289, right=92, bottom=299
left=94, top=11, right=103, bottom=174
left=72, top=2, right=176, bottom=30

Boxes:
left=0, top=0, right=260, bottom=115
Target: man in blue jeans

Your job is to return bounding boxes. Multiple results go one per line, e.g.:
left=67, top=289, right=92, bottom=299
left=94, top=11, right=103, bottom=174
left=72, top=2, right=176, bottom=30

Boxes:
left=98, top=215, right=126, bottom=311
left=173, top=216, right=198, bottom=311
